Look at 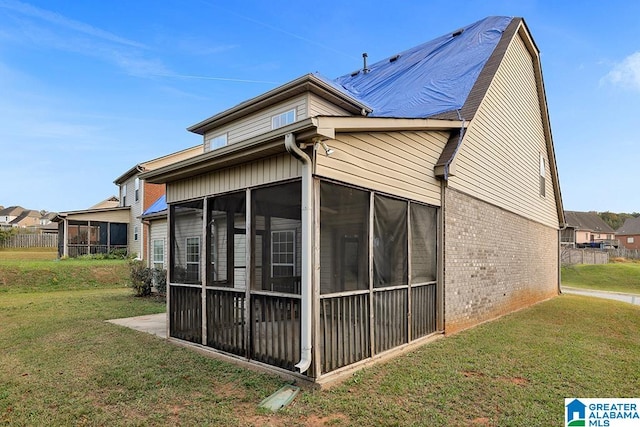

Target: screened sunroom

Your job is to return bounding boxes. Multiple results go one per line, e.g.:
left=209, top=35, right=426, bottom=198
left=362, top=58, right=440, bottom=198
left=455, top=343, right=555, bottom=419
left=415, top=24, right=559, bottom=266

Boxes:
left=166, top=175, right=439, bottom=380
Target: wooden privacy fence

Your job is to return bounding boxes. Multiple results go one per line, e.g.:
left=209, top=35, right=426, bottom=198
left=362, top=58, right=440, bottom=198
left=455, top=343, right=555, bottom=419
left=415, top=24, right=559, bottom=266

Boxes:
left=608, top=248, right=640, bottom=260
left=561, top=248, right=609, bottom=265
left=1, top=233, right=57, bottom=248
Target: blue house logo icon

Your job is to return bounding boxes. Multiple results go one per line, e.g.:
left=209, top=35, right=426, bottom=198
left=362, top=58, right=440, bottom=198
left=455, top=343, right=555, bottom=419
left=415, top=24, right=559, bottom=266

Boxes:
left=566, top=399, right=586, bottom=426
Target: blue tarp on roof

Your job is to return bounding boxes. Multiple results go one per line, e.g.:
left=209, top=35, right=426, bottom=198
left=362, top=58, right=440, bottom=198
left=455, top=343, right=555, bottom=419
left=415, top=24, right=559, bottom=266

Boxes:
left=142, top=195, right=166, bottom=216
left=333, top=16, right=513, bottom=118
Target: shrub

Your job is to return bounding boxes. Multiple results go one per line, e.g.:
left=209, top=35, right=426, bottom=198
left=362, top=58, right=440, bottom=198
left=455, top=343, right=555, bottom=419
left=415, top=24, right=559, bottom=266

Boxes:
left=153, top=268, right=167, bottom=295
left=129, top=259, right=152, bottom=297
left=128, top=261, right=167, bottom=296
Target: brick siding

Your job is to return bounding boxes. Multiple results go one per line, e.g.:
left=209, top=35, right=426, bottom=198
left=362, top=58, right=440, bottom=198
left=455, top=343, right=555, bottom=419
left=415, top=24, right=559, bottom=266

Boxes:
left=443, top=188, right=559, bottom=334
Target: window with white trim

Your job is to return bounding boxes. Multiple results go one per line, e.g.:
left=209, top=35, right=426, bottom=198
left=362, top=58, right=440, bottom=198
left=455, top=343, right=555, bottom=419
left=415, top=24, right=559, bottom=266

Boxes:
left=539, top=153, right=546, bottom=197
left=121, top=184, right=127, bottom=206
left=629, top=237, right=635, bottom=244
left=134, top=177, right=140, bottom=202
left=152, top=239, right=164, bottom=269
left=271, top=230, right=295, bottom=277
left=186, top=237, right=201, bottom=281
left=134, top=225, right=139, bottom=241
left=271, top=109, right=296, bottom=129
left=207, top=133, right=227, bottom=151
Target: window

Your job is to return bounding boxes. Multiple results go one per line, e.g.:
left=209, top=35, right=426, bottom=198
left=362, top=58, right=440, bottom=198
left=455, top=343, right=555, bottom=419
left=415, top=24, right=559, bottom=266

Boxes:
left=153, top=239, right=164, bottom=269
left=207, top=133, right=227, bottom=151
left=134, top=225, right=139, bottom=241
left=121, top=184, right=127, bottom=206
left=271, top=109, right=296, bottom=129
left=186, top=237, right=201, bottom=282
left=271, top=230, right=295, bottom=277
left=539, top=153, right=546, bottom=197
left=629, top=237, right=635, bottom=244
left=134, top=178, right=140, bottom=202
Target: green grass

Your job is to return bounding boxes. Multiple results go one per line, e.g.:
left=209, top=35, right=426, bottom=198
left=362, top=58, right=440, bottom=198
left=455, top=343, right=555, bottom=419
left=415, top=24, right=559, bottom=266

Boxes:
left=561, top=262, right=640, bottom=294
left=1, top=255, right=639, bottom=425
left=0, top=258, right=130, bottom=294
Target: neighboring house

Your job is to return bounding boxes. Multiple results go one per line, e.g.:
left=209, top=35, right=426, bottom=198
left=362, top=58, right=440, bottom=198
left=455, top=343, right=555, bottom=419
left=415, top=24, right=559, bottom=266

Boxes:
left=142, top=16, right=564, bottom=382
left=54, top=146, right=202, bottom=259
left=616, top=217, right=640, bottom=250
left=9, top=210, right=41, bottom=229
left=113, top=145, right=202, bottom=259
left=562, top=211, right=618, bottom=248
left=0, top=206, right=25, bottom=225
left=37, top=211, right=60, bottom=235
left=53, top=199, right=130, bottom=258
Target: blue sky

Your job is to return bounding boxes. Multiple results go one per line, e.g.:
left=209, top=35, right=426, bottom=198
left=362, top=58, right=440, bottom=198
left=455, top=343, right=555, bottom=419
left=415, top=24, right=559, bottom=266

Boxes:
left=0, top=0, right=638, bottom=214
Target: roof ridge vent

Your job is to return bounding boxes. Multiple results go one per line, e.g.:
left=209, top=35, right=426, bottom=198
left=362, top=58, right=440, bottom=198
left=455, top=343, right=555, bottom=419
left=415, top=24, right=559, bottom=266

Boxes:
left=452, top=28, right=464, bottom=37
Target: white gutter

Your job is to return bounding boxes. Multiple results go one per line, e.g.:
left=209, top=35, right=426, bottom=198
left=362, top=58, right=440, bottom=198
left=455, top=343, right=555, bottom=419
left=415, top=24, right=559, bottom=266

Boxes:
left=284, top=133, right=312, bottom=374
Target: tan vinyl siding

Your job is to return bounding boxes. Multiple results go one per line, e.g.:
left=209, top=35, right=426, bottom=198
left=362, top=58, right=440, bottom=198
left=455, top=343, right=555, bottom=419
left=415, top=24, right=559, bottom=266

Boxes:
left=315, top=130, right=448, bottom=206
left=65, top=210, right=130, bottom=223
left=167, top=153, right=302, bottom=203
left=144, top=146, right=203, bottom=169
left=308, top=93, right=351, bottom=117
left=204, top=96, right=308, bottom=151
left=448, top=33, right=559, bottom=228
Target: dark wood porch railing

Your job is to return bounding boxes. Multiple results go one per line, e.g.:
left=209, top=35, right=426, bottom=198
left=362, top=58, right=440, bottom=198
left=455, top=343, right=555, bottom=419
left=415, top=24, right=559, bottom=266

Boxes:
left=169, top=285, right=202, bottom=344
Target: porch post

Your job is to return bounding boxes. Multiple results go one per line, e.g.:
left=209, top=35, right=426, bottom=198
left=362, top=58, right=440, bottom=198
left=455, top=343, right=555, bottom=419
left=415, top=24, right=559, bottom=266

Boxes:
left=312, top=178, right=321, bottom=377
left=368, top=192, right=375, bottom=356
left=63, top=218, right=69, bottom=258
left=244, top=188, right=252, bottom=361
left=201, top=197, right=208, bottom=346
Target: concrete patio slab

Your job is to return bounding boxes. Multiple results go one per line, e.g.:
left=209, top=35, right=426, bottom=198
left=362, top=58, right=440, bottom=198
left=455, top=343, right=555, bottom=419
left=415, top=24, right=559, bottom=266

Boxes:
left=107, top=313, right=166, bottom=338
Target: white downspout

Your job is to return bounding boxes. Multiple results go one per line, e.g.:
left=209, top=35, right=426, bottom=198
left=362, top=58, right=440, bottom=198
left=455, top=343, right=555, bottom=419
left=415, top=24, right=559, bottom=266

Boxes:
left=284, top=133, right=312, bottom=374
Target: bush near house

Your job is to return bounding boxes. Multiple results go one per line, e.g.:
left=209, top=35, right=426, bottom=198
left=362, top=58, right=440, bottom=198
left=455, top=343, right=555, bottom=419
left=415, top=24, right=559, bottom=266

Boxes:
left=128, top=259, right=167, bottom=297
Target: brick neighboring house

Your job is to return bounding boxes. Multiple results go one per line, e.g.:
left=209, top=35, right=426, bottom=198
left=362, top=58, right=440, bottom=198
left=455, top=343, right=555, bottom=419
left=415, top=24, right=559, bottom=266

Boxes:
left=616, top=217, right=640, bottom=250
left=142, top=16, right=564, bottom=382
left=562, top=211, right=618, bottom=248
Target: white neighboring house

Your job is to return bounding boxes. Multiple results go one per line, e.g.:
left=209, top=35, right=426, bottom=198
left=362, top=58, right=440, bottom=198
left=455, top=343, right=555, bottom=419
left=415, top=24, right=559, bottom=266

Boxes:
left=113, top=145, right=202, bottom=260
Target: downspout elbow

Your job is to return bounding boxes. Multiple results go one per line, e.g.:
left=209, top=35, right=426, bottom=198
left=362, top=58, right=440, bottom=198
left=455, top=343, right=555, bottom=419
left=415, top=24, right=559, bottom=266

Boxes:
left=284, top=133, right=313, bottom=374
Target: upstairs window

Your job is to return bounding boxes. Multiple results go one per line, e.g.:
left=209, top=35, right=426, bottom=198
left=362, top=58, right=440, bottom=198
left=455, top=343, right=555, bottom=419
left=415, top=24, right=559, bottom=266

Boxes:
left=207, top=133, right=227, bottom=151
left=121, top=184, right=127, bottom=206
left=271, top=109, right=296, bottom=129
left=539, top=153, right=546, bottom=197
left=134, top=177, right=140, bottom=202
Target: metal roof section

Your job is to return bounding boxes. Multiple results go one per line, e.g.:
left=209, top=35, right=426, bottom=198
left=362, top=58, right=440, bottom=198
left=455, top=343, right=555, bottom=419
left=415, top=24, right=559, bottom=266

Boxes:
left=141, top=195, right=167, bottom=218
left=334, top=16, right=513, bottom=118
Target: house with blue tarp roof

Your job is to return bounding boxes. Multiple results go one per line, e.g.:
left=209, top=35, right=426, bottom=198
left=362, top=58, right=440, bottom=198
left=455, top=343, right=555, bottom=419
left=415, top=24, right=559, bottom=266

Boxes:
left=141, top=16, right=564, bottom=383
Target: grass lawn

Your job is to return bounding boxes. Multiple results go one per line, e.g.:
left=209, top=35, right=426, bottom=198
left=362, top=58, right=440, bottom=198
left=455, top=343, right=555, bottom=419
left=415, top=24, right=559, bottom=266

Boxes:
left=561, top=261, right=640, bottom=294
left=1, top=284, right=639, bottom=425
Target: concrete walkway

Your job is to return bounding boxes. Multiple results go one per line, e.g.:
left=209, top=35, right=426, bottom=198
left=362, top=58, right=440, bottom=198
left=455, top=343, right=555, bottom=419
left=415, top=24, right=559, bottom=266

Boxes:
left=562, top=287, right=640, bottom=305
left=107, top=313, right=166, bottom=338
